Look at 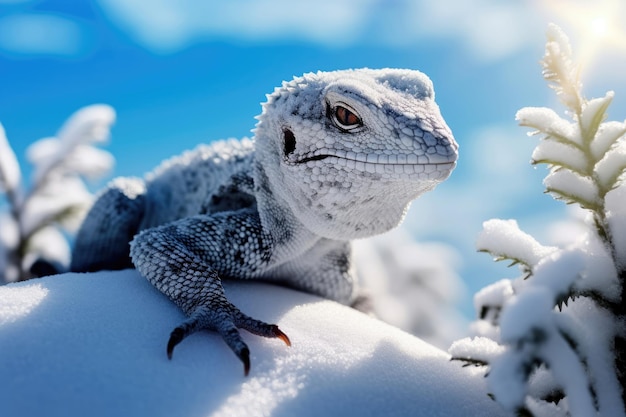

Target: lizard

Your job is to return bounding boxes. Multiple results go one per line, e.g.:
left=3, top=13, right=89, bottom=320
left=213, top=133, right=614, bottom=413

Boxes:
left=70, top=68, right=458, bottom=375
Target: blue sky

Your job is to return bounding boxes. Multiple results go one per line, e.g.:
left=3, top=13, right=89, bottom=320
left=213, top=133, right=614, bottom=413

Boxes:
left=2, top=0, right=626, bottom=317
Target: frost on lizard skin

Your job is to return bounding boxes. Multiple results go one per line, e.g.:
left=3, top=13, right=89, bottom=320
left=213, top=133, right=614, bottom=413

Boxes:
left=70, top=68, right=458, bottom=375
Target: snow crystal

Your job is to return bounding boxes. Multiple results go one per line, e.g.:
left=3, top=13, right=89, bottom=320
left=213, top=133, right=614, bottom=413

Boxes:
left=543, top=169, right=599, bottom=207
left=590, top=121, right=626, bottom=161
left=516, top=107, right=577, bottom=144
left=476, top=219, right=557, bottom=268
left=0, top=283, right=48, bottom=325
left=531, top=140, right=586, bottom=172
left=595, top=139, right=626, bottom=190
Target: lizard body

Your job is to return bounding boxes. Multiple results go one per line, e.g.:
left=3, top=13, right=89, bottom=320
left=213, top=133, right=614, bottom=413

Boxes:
left=71, top=68, right=458, bottom=374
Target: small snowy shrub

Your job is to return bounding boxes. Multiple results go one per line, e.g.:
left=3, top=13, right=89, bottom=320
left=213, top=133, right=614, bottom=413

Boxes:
left=450, top=24, right=626, bottom=417
left=353, top=229, right=466, bottom=348
left=0, top=105, right=115, bottom=282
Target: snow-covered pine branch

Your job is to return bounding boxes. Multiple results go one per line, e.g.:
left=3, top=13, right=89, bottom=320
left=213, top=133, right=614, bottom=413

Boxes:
left=451, top=24, right=626, bottom=417
left=0, top=105, right=115, bottom=283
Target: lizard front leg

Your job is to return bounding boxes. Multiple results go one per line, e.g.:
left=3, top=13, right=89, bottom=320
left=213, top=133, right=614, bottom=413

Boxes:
left=72, top=177, right=146, bottom=272
left=129, top=211, right=290, bottom=375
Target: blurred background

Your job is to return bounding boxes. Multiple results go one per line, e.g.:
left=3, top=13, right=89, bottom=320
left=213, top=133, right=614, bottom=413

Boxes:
left=1, top=0, right=626, bottom=336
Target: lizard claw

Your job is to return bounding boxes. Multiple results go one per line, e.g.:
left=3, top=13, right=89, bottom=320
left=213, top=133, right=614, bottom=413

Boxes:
left=272, top=325, right=291, bottom=347
left=167, top=327, right=185, bottom=360
left=165, top=303, right=290, bottom=376
left=240, top=347, right=251, bottom=376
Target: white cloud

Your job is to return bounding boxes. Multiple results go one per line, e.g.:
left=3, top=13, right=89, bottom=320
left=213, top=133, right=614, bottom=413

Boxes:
left=96, top=0, right=372, bottom=53
left=0, top=13, right=87, bottom=56
left=409, top=0, right=544, bottom=60
left=95, top=0, right=543, bottom=60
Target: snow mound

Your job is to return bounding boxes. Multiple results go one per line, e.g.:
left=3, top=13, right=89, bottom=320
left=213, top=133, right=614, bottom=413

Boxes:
left=0, top=270, right=505, bottom=417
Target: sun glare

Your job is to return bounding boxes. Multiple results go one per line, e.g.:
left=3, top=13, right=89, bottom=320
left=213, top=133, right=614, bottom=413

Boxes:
left=541, top=0, right=626, bottom=71
left=589, top=17, right=609, bottom=39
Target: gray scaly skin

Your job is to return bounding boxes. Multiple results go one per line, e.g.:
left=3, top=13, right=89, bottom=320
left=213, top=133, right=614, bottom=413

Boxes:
left=71, top=68, right=458, bottom=375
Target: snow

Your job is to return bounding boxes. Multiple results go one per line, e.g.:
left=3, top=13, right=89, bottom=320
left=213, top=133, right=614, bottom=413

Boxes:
left=530, top=249, right=584, bottom=297
left=0, top=123, right=21, bottom=194
left=0, top=104, right=117, bottom=282
left=515, top=107, right=577, bottom=145
left=580, top=92, right=614, bottom=138
left=573, top=226, right=620, bottom=302
left=606, top=185, right=626, bottom=268
left=476, top=219, right=557, bottom=267
left=27, top=140, right=114, bottom=180
left=591, top=121, right=626, bottom=161
left=0, top=270, right=507, bottom=417
left=543, top=169, right=599, bottom=206
left=531, top=140, right=586, bottom=172
left=30, top=104, right=115, bottom=184
left=473, top=278, right=513, bottom=315
left=595, top=139, right=626, bottom=190
left=538, top=324, right=596, bottom=417
left=448, top=336, right=504, bottom=365
left=486, top=350, right=529, bottom=410
left=498, top=286, right=553, bottom=343
left=21, top=176, right=93, bottom=236
left=560, top=299, right=624, bottom=416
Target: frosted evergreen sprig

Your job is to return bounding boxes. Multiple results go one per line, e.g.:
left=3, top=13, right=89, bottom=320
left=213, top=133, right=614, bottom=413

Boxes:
left=517, top=24, right=626, bottom=230
left=453, top=24, right=626, bottom=417
left=0, top=105, right=115, bottom=282
left=540, top=23, right=583, bottom=115
left=476, top=219, right=557, bottom=279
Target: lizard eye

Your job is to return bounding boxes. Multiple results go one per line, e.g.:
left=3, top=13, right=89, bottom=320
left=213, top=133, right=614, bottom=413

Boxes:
left=331, top=104, right=362, bottom=130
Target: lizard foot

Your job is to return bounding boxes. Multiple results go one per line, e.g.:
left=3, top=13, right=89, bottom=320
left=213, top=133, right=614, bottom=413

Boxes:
left=166, top=303, right=290, bottom=376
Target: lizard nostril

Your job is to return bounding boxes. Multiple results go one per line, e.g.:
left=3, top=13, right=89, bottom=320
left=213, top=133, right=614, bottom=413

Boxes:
left=283, top=128, right=296, bottom=156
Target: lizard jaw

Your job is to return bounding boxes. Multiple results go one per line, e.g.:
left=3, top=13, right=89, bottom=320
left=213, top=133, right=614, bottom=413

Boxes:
left=290, top=152, right=456, bottom=180
left=291, top=148, right=456, bottom=166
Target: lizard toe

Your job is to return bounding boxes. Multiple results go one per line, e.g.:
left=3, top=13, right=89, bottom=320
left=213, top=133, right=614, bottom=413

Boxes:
left=166, top=302, right=287, bottom=376
left=233, top=310, right=291, bottom=347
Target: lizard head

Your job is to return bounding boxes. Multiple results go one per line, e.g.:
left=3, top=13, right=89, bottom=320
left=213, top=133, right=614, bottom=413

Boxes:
left=254, top=68, right=458, bottom=240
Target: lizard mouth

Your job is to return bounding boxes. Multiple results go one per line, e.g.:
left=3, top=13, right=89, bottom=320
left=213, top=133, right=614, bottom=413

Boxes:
left=293, top=150, right=456, bottom=166
left=291, top=151, right=456, bottom=179
left=297, top=154, right=332, bottom=163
